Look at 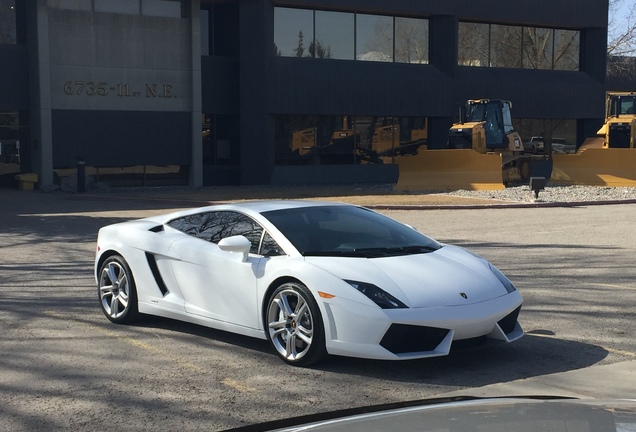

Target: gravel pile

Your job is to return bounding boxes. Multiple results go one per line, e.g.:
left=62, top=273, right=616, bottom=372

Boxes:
left=444, top=184, right=636, bottom=204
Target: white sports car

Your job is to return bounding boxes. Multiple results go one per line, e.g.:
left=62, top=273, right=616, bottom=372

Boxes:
left=95, top=201, right=523, bottom=366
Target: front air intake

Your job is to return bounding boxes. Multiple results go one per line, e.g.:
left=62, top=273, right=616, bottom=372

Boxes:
left=380, top=324, right=450, bottom=354
left=498, top=306, right=521, bottom=335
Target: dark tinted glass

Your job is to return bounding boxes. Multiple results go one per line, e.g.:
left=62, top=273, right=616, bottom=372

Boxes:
left=262, top=205, right=440, bottom=255
left=168, top=211, right=263, bottom=254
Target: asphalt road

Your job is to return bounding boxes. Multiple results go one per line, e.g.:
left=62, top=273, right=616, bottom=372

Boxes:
left=1, top=190, right=635, bottom=431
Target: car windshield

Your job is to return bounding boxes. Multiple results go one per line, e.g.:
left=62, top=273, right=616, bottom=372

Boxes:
left=261, top=205, right=442, bottom=257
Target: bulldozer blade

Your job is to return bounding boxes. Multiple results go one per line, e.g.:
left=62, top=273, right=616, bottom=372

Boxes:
left=394, top=149, right=505, bottom=191
left=552, top=148, right=636, bottom=186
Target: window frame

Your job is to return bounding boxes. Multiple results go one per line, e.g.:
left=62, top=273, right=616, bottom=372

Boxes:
left=167, top=210, right=284, bottom=256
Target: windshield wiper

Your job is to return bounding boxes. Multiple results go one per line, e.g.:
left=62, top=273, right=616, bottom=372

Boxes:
left=302, top=245, right=440, bottom=258
left=302, top=250, right=368, bottom=257
left=394, top=245, right=440, bottom=253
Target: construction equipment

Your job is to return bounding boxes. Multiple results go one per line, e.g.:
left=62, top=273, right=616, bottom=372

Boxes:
left=396, top=99, right=548, bottom=191
left=551, top=91, right=636, bottom=186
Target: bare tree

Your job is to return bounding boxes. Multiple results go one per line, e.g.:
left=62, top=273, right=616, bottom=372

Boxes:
left=395, top=18, right=428, bottom=64
left=608, top=0, right=636, bottom=57
left=607, top=0, right=636, bottom=81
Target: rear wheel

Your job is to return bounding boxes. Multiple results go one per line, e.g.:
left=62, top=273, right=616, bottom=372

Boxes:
left=265, top=282, right=327, bottom=366
left=98, top=255, right=139, bottom=324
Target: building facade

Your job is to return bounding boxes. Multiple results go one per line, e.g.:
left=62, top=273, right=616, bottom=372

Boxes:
left=0, top=0, right=610, bottom=189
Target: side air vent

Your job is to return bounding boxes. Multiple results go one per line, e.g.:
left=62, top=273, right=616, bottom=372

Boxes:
left=145, top=252, right=169, bottom=296
left=149, top=225, right=164, bottom=233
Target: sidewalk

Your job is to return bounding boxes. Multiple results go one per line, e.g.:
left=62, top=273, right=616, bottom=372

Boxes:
left=442, top=359, right=636, bottom=400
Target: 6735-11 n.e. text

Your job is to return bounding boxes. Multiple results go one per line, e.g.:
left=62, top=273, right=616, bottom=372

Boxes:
left=63, top=81, right=175, bottom=98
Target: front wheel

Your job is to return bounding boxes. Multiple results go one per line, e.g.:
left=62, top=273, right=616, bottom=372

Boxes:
left=98, top=255, right=139, bottom=324
left=265, top=282, right=327, bottom=366
left=517, top=159, right=533, bottom=183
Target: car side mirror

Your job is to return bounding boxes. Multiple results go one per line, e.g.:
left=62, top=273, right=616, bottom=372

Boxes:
left=218, top=235, right=252, bottom=261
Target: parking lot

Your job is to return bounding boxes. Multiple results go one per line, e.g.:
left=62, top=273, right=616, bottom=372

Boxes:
left=1, top=189, right=635, bottom=431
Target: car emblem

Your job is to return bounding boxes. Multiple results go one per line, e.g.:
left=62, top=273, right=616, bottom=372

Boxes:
left=460, top=292, right=467, bottom=299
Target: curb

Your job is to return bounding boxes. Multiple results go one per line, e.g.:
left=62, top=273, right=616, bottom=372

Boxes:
left=68, top=193, right=636, bottom=211
left=367, top=198, right=636, bottom=211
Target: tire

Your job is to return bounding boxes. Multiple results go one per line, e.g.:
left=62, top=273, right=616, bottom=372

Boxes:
left=265, top=282, right=327, bottom=366
left=98, top=255, right=139, bottom=324
left=517, top=159, right=533, bottom=183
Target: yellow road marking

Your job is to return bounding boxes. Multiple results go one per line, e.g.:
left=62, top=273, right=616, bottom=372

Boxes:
left=44, top=311, right=205, bottom=374
left=605, top=347, right=636, bottom=358
left=222, top=378, right=257, bottom=393
left=92, top=325, right=208, bottom=373
left=45, top=311, right=260, bottom=392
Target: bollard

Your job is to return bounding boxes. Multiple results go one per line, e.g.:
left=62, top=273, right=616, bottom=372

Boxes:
left=529, top=176, right=546, bottom=200
left=77, top=157, right=86, bottom=193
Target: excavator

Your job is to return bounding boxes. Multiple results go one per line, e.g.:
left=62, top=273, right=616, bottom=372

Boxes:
left=551, top=91, right=636, bottom=186
left=396, top=99, right=548, bottom=190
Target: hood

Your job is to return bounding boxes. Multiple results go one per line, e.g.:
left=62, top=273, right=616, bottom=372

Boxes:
left=305, top=245, right=510, bottom=308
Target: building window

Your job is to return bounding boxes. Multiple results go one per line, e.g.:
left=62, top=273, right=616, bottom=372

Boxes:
left=395, top=17, right=429, bottom=64
left=554, top=29, right=580, bottom=71
left=47, top=0, right=92, bottom=11
left=274, top=115, right=427, bottom=165
left=523, top=27, right=553, bottom=70
left=142, top=0, right=183, bottom=18
left=315, top=10, right=354, bottom=60
left=0, top=0, right=16, bottom=44
left=94, top=0, right=140, bottom=15
left=490, top=25, right=521, bottom=68
left=514, top=118, right=577, bottom=153
left=50, top=0, right=183, bottom=17
left=458, top=22, right=489, bottom=66
left=273, top=7, right=429, bottom=64
left=274, top=7, right=313, bottom=57
left=356, top=14, right=393, bottom=62
left=459, top=22, right=580, bottom=71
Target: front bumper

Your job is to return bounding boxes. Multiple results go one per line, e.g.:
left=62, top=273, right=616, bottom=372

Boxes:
left=321, top=292, right=523, bottom=360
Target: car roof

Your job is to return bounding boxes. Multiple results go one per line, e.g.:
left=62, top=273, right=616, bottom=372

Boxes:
left=143, top=200, right=353, bottom=223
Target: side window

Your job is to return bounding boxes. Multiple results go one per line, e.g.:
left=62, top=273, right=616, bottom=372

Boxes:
left=168, top=211, right=264, bottom=254
left=260, top=232, right=285, bottom=256
left=167, top=213, right=207, bottom=236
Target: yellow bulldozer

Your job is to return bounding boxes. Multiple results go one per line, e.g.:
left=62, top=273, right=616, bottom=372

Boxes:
left=551, top=91, right=636, bottom=186
left=396, top=99, right=548, bottom=191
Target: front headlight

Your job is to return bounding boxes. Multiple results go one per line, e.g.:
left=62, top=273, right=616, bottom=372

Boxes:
left=488, top=263, right=517, bottom=293
left=345, top=280, right=408, bottom=309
